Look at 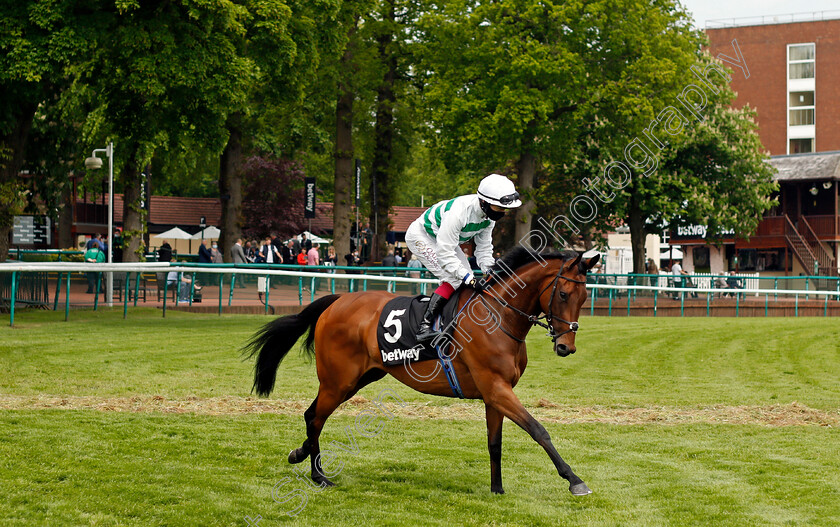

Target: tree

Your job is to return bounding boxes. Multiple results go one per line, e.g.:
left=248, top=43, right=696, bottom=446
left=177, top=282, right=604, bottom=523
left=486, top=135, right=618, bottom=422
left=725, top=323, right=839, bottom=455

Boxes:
left=552, top=1, right=776, bottom=272
left=241, top=156, right=306, bottom=239
left=0, top=0, right=95, bottom=260
left=72, top=0, right=264, bottom=261
left=418, top=0, right=584, bottom=243
left=217, top=0, right=342, bottom=261
left=658, top=105, right=777, bottom=244
left=366, top=0, right=420, bottom=259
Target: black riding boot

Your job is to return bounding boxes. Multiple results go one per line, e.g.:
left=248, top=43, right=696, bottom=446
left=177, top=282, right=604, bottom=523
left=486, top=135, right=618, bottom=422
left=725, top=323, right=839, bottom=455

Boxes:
left=416, top=293, right=447, bottom=343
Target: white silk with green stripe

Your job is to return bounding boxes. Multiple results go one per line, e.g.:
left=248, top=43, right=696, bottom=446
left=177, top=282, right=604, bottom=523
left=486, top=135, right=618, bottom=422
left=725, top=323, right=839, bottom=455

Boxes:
left=410, top=194, right=496, bottom=284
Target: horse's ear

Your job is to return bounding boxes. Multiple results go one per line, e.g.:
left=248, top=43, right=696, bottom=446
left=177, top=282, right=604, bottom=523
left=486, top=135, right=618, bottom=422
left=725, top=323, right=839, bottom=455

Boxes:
left=563, top=252, right=583, bottom=272
left=581, top=253, right=600, bottom=273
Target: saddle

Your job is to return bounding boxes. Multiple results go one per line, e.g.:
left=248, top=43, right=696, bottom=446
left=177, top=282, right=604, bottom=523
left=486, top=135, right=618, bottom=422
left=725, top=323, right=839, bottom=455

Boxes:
left=376, top=289, right=464, bottom=367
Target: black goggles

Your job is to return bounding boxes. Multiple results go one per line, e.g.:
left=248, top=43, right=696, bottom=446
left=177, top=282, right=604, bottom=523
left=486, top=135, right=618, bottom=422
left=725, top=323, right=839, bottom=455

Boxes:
left=479, top=191, right=520, bottom=206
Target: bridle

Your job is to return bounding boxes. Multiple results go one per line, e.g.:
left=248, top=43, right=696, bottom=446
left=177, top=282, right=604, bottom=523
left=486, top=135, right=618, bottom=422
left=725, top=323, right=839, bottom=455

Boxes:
left=480, top=267, right=586, bottom=343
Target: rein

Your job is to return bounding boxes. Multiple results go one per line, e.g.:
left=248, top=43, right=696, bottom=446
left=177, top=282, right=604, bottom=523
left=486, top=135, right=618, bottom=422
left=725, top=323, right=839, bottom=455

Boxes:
left=480, top=268, right=586, bottom=343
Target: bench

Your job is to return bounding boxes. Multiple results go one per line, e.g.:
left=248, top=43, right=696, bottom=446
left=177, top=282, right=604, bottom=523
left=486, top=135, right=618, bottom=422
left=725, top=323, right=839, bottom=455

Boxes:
left=155, top=273, right=178, bottom=302
left=113, top=273, right=149, bottom=303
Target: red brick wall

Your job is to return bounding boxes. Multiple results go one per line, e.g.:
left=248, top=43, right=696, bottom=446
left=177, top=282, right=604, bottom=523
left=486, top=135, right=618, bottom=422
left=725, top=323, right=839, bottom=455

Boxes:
left=706, top=20, right=840, bottom=155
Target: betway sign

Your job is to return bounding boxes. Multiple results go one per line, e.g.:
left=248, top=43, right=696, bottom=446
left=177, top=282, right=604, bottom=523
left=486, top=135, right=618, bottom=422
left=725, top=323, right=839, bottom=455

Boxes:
left=673, top=224, right=734, bottom=240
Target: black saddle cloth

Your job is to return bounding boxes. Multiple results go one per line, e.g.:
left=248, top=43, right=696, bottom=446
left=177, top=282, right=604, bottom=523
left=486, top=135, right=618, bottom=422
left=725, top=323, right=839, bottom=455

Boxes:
left=376, top=289, right=464, bottom=366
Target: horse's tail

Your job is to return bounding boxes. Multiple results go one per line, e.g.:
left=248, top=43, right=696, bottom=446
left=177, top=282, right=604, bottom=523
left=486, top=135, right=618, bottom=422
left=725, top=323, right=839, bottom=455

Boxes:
left=243, top=294, right=342, bottom=397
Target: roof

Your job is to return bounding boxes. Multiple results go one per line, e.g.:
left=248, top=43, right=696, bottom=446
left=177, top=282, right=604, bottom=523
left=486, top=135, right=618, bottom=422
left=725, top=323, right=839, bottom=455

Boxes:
left=78, top=195, right=223, bottom=233
left=310, top=202, right=426, bottom=233
left=706, top=10, right=840, bottom=29
left=769, top=151, right=840, bottom=182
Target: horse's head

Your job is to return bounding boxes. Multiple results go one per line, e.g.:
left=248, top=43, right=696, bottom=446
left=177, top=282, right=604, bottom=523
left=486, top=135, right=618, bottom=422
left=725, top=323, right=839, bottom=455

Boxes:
left=540, top=252, right=600, bottom=357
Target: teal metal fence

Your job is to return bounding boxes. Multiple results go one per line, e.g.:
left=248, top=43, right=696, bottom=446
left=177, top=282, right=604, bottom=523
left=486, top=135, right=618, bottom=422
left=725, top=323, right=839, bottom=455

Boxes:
left=4, top=258, right=840, bottom=325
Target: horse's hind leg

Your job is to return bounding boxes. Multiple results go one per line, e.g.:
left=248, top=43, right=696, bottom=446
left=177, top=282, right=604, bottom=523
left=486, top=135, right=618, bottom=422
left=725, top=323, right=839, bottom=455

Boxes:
left=304, top=386, right=351, bottom=487
left=288, top=398, right=318, bottom=464
left=288, top=369, right=387, bottom=473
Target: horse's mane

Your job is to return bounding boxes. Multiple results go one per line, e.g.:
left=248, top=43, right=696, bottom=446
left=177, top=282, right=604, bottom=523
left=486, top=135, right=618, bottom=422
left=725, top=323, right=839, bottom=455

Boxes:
left=490, top=246, right=579, bottom=274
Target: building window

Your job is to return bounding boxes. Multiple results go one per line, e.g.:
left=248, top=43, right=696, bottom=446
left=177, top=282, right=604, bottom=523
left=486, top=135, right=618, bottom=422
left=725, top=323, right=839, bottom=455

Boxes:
left=789, top=91, right=814, bottom=107
left=789, top=63, right=814, bottom=79
left=789, top=44, right=815, bottom=62
left=789, top=109, right=815, bottom=126
left=787, top=43, right=815, bottom=155
left=788, top=44, right=815, bottom=79
left=790, top=138, right=814, bottom=154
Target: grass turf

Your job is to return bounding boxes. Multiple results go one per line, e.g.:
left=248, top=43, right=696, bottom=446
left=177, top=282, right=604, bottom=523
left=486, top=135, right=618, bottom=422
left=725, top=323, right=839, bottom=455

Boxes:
left=1, top=309, right=840, bottom=526
left=2, top=411, right=839, bottom=527
left=2, top=309, right=839, bottom=410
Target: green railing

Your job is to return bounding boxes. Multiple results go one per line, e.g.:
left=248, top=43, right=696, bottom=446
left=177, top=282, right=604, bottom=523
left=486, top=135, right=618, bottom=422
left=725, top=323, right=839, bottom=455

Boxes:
left=4, top=258, right=840, bottom=325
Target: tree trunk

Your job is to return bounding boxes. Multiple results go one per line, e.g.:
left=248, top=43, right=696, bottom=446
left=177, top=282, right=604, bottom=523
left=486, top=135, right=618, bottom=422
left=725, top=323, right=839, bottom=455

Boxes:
left=121, top=144, right=144, bottom=262
left=513, top=150, right=536, bottom=245
left=628, top=193, right=647, bottom=274
left=333, top=43, right=355, bottom=270
left=0, top=101, right=38, bottom=262
left=581, top=223, right=594, bottom=251
left=219, top=114, right=244, bottom=262
left=58, top=176, right=74, bottom=248
left=369, top=0, right=397, bottom=262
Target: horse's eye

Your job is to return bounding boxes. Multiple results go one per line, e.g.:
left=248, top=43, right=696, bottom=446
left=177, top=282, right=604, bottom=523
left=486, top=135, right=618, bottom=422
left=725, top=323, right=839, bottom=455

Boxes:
left=558, top=291, right=568, bottom=301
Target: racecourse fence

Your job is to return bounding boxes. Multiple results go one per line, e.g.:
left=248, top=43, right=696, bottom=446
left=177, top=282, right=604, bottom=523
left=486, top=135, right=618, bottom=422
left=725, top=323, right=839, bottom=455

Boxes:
left=3, top=260, right=840, bottom=325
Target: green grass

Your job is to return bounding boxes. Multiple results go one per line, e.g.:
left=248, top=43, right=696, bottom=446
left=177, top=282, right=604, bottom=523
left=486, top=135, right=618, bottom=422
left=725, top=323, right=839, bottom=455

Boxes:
left=2, top=309, right=839, bottom=409
left=1, top=309, right=840, bottom=526
left=2, top=411, right=839, bottom=527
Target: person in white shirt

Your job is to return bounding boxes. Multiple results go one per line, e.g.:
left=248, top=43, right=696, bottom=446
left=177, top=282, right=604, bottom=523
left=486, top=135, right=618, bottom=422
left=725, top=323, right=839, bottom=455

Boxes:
left=405, top=173, right=521, bottom=342
left=671, top=259, right=683, bottom=299
left=167, top=261, right=201, bottom=301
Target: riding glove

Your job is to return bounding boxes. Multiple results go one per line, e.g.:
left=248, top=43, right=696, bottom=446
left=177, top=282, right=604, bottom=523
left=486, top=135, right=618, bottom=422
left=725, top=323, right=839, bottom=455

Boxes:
left=463, top=272, right=484, bottom=293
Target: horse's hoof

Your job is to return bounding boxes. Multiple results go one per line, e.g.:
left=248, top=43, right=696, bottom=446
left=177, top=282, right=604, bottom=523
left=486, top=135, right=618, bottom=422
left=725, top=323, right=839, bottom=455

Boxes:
left=288, top=448, right=308, bottom=464
left=569, top=482, right=592, bottom=496
left=312, top=476, right=336, bottom=487
left=491, top=487, right=505, bottom=495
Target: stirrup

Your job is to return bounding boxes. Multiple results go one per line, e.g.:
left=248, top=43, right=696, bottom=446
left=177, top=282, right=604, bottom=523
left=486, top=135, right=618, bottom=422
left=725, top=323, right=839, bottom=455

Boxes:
left=414, top=317, right=441, bottom=343
left=416, top=325, right=440, bottom=343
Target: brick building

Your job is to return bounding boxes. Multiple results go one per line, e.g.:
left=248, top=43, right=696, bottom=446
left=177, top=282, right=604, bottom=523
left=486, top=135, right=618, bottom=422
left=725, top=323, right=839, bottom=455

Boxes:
left=706, top=14, right=840, bottom=155
left=670, top=13, right=840, bottom=278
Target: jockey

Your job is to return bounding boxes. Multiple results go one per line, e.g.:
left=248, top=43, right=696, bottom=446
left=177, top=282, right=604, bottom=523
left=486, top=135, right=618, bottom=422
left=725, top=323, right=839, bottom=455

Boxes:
left=405, top=173, right=522, bottom=342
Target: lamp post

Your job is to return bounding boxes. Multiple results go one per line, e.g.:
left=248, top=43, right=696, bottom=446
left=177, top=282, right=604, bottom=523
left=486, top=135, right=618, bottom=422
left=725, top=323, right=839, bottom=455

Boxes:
left=85, top=142, right=114, bottom=307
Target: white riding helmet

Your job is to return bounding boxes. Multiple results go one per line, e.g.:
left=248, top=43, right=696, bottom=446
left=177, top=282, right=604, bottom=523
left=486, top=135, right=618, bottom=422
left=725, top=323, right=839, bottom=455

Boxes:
left=477, top=174, right=522, bottom=208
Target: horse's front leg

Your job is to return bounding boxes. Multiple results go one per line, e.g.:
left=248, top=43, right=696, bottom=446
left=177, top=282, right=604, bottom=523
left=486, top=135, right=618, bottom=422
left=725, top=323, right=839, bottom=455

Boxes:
left=485, top=404, right=504, bottom=494
left=485, top=384, right=592, bottom=496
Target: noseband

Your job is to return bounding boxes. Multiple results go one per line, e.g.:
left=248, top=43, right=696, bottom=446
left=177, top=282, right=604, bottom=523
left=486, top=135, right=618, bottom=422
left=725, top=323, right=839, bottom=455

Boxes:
left=482, top=268, right=586, bottom=343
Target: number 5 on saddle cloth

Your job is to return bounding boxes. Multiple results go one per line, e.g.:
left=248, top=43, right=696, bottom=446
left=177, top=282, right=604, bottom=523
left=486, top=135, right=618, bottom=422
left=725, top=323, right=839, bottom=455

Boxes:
left=376, top=289, right=467, bottom=368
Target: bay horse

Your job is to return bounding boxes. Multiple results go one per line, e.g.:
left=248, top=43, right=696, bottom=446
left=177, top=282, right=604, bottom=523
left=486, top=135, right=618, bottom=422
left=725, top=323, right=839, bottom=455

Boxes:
left=245, top=247, right=600, bottom=496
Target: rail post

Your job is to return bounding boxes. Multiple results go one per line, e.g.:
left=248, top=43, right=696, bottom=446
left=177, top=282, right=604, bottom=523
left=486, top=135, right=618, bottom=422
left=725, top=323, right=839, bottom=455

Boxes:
left=94, top=273, right=101, bottom=311
left=123, top=272, right=129, bottom=319
left=9, top=272, right=17, bottom=326
left=53, top=272, right=62, bottom=311
left=264, top=275, right=269, bottom=315
left=189, top=272, right=196, bottom=307
left=218, top=273, right=223, bottom=316
left=64, top=272, right=70, bottom=321
left=163, top=278, right=169, bottom=317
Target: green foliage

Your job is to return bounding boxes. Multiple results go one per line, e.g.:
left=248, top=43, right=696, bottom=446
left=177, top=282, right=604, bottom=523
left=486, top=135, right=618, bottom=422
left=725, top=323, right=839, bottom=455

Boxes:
left=0, top=179, right=27, bottom=228
left=0, top=0, right=782, bottom=261
left=393, top=140, right=478, bottom=206
left=657, top=104, right=778, bottom=239
left=418, top=0, right=584, bottom=174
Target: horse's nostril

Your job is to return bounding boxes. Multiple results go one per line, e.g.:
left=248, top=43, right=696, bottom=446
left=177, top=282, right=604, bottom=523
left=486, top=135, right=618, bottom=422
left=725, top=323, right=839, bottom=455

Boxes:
left=555, top=343, right=576, bottom=356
